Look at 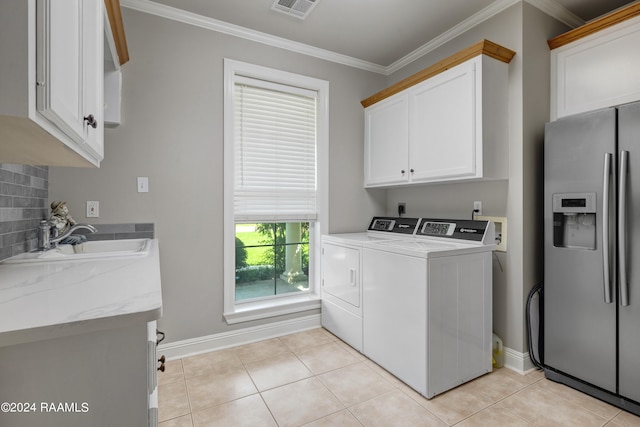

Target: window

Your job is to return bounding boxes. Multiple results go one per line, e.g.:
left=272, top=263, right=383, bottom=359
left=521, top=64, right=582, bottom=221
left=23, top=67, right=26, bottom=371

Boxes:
left=223, top=59, right=328, bottom=324
left=235, top=222, right=309, bottom=301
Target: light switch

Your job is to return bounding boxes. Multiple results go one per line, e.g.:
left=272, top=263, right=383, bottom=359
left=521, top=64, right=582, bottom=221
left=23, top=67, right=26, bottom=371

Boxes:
left=137, top=177, right=149, bottom=193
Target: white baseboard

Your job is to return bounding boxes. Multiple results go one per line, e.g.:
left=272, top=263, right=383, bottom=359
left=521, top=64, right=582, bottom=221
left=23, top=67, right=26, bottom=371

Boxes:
left=159, top=315, right=540, bottom=377
left=503, top=346, right=537, bottom=374
left=158, top=314, right=322, bottom=360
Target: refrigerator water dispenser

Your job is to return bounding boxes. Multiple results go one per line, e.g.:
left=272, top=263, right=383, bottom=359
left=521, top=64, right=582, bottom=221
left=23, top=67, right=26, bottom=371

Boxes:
left=552, top=193, right=596, bottom=250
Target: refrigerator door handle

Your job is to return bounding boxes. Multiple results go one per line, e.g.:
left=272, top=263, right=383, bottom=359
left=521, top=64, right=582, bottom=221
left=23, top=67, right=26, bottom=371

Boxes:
left=603, top=152, right=613, bottom=304
left=619, top=150, right=630, bottom=307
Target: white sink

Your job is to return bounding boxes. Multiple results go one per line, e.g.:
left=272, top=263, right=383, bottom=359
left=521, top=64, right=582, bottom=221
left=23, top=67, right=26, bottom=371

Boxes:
left=2, top=239, right=151, bottom=264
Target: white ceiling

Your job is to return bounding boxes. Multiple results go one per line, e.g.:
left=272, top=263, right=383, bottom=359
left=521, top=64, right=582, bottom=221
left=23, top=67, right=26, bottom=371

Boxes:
left=140, top=0, right=636, bottom=67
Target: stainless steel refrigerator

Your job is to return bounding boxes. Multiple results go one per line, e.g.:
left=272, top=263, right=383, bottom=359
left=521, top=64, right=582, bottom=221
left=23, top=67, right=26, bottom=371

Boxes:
left=544, top=101, right=640, bottom=415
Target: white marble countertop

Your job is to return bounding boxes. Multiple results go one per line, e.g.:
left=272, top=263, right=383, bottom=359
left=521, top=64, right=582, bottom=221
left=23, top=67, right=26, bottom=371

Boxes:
left=0, top=239, right=162, bottom=347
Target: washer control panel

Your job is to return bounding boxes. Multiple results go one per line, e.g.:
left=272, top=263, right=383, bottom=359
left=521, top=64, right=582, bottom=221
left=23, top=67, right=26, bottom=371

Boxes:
left=420, top=221, right=455, bottom=236
left=416, top=218, right=491, bottom=243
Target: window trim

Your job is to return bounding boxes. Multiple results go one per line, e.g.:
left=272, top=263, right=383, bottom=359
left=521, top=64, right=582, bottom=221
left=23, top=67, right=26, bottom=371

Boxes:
left=223, top=59, right=328, bottom=324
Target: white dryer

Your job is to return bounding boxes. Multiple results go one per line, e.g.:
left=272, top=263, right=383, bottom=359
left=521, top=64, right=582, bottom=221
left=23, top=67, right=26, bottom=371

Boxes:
left=363, top=218, right=495, bottom=398
left=321, top=217, right=419, bottom=351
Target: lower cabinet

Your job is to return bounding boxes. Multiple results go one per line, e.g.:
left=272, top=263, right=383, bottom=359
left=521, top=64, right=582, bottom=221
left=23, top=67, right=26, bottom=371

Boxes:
left=0, top=321, right=159, bottom=427
left=148, top=321, right=164, bottom=426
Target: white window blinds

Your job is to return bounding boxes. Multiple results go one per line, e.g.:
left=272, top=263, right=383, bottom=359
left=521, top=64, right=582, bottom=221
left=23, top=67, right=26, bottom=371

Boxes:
left=233, top=77, right=317, bottom=222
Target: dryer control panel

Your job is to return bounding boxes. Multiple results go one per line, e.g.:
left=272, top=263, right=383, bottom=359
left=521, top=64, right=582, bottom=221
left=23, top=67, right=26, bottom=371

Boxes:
left=368, top=217, right=419, bottom=235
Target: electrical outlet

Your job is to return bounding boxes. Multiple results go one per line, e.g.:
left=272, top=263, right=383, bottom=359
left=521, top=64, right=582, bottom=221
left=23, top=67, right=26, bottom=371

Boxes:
left=398, top=202, right=406, bottom=216
left=86, top=201, right=99, bottom=218
left=477, top=215, right=507, bottom=252
left=473, top=201, right=483, bottom=216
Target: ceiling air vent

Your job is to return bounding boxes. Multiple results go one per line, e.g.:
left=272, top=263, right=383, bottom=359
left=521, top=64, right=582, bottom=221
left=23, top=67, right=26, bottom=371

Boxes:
left=271, top=0, right=319, bottom=19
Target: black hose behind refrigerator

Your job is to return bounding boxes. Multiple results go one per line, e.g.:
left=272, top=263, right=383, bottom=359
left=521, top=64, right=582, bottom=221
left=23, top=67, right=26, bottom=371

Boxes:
left=526, top=283, right=545, bottom=369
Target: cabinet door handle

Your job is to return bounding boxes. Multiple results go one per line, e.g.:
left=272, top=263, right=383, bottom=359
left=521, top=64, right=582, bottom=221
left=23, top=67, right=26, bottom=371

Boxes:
left=401, top=170, right=405, bottom=175
left=157, top=355, right=166, bottom=372
left=410, top=169, right=414, bottom=174
left=84, top=114, right=97, bottom=129
left=156, top=329, right=165, bottom=346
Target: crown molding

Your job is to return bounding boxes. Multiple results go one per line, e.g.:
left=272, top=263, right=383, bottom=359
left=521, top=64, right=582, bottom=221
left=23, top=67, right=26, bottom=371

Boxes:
left=120, top=0, right=387, bottom=74
left=386, top=0, right=584, bottom=74
left=363, top=40, right=516, bottom=107
left=525, top=0, right=584, bottom=28
left=386, top=0, right=520, bottom=74
left=122, top=0, right=585, bottom=77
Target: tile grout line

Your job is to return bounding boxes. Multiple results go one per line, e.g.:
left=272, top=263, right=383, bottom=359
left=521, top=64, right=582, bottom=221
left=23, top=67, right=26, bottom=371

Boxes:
left=162, top=330, right=630, bottom=427
left=183, top=333, right=395, bottom=426
left=262, top=335, right=353, bottom=425
left=241, top=336, right=282, bottom=427
left=459, top=372, right=546, bottom=425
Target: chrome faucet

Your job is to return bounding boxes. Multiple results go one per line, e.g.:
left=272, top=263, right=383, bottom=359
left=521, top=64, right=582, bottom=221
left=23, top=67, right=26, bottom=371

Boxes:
left=37, top=220, right=97, bottom=251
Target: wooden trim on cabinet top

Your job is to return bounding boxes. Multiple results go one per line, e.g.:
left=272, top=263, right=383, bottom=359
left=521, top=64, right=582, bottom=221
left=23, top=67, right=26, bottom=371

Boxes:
left=548, top=3, right=640, bottom=50
left=104, top=0, right=130, bottom=65
left=360, top=40, right=515, bottom=108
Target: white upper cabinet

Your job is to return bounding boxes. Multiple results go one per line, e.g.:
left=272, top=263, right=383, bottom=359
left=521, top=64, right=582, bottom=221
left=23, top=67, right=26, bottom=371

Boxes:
left=364, top=92, right=409, bottom=186
left=82, top=0, right=105, bottom=158
left=362, top=40, right=514, bottom=188
left=550, top=4, right=640, bottom=120
left=409, top=59, right=476, bottom=182
left=0, top=0, right=104, bottom=167
left=36, top=0, right=86, bottom=144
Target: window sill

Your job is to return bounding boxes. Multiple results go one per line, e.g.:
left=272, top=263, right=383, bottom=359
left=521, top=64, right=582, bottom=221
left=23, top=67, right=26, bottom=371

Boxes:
left=223, top=294, right=321, bottom=325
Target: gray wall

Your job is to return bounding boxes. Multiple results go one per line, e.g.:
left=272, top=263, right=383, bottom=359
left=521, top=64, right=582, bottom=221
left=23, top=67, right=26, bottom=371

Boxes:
left=382, top=3, right=568, bottom=354
left=0, top=164, right=48, bottom=260
left=50, top=9, right=386, bottom=343
left=50, top=3, right=570, bottom=355
left=520, top=3, right=570, bottom=350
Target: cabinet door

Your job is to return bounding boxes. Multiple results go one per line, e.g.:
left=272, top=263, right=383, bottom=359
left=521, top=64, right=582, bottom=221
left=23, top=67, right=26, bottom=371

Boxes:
left=322, top=243, right=360, bottom=307
left=36, top=0, right=85, bottom=144
left=552, top=19, right=640, bottom=120
left=81, top=0, right=104, bottom=160
left=364, top=93, right=409, bottom=187
left=409, top=59, right=478, bottom=182
left=0, top=323, right=149, bottom=427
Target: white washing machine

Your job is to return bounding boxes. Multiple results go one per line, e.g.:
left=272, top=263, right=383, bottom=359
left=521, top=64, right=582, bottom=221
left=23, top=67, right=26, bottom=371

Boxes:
left=362, top=218, right=495, bottom=398
left=320, top=217, right=419, bottom=351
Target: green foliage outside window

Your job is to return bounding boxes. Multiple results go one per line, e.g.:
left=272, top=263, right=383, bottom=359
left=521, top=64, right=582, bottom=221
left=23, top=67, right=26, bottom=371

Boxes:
left=235, top=223, right=309, bottom=283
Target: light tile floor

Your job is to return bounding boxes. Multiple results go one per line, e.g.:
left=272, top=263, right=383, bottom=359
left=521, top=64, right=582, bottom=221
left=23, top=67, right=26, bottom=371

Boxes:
left=158, top=328, right=640, bottom=427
